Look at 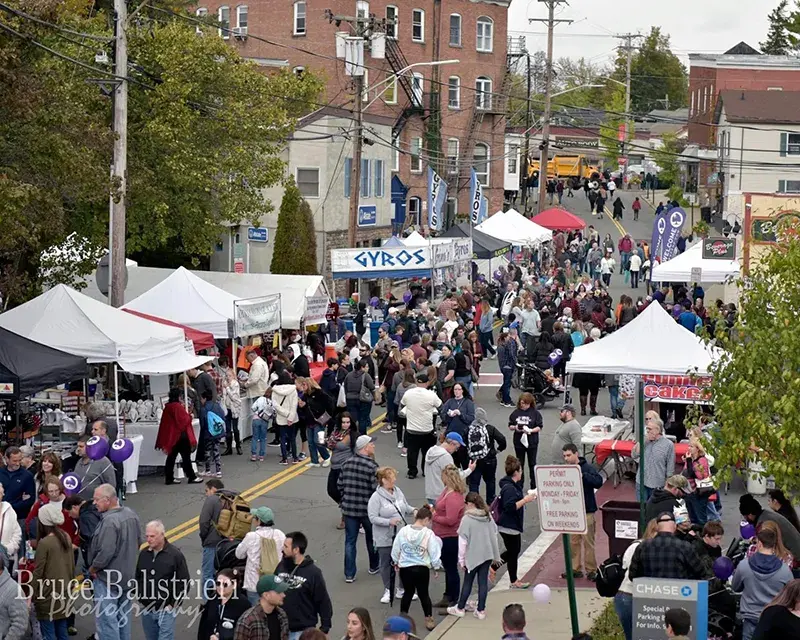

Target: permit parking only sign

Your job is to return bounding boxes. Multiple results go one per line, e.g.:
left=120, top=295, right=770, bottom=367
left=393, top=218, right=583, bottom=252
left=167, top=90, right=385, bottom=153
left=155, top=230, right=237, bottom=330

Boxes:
left=534, top=465, right=587, bottom=534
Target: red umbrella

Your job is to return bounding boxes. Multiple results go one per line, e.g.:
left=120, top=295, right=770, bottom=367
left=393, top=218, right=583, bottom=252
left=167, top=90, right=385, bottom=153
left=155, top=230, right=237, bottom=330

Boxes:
left=532, top=207, right=587, bottom=231
left=122, top=309, right=216, bottom=352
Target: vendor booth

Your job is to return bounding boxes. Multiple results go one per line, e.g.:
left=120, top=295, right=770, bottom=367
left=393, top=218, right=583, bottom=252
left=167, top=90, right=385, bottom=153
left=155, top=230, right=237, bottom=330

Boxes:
left=532, top=207, right=587, bottom=231
left=651, top=240, right=740, bottom=283
left=440, top=223, right=512, bottom=260
left=476, top=209, right=553, bottom=246
left=122, top=310, right=215, bottom=353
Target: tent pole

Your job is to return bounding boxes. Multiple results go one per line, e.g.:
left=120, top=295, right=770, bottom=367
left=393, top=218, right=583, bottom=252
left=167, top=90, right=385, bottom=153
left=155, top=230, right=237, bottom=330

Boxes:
left=114, top=363, right=122, bottom=437
left=183, top=373, right=188, bottom=409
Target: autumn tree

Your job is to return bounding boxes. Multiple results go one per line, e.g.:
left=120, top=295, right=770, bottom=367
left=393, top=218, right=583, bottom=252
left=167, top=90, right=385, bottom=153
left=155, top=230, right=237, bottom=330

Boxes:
left=270, top=180, right=317, bottom=275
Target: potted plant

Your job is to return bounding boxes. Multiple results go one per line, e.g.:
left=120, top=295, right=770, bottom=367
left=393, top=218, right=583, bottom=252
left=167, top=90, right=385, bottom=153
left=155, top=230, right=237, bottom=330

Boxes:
left=693, top=220, right=710, bottom=239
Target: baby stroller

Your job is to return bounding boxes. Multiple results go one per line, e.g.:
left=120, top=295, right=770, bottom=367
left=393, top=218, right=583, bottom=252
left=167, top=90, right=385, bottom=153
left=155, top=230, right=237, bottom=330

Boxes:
left=516, top=361, right=561, bottom=407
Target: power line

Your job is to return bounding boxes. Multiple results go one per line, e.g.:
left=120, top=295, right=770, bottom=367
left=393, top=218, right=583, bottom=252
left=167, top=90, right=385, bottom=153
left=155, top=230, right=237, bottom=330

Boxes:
left=0, top=1, right=111, bottom=42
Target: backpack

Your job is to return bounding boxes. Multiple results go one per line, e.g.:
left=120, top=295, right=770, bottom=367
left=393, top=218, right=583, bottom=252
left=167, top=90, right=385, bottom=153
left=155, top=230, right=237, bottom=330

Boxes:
left=207, top=409, right=226, bottom=438
left=489, top=496, right=501, bottom=523
left=258, top=534, right=280, bottom=576
left=214, top=492, right=253, bottom=540
left=467, top=423, right=491, bottom=461
left=595, top=553, right=625, bottom=597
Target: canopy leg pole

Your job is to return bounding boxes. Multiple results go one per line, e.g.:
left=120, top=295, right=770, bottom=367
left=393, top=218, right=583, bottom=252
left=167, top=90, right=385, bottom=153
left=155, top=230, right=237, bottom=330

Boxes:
left=183, top=374, right=188, bottom=409
left=114, top=363, right=122, bottom=437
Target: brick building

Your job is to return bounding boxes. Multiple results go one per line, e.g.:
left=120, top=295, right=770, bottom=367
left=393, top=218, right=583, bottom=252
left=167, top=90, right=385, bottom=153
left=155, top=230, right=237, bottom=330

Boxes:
left=195, top=0, right=511, bottom=236
left=687, top=42, right=800, bottom=204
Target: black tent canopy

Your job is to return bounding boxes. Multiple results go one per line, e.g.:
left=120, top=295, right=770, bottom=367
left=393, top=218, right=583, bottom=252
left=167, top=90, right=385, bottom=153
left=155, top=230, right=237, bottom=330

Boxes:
left=0, top=326, right=88, bottom=399
left=441, top=223, right=512, bottom=259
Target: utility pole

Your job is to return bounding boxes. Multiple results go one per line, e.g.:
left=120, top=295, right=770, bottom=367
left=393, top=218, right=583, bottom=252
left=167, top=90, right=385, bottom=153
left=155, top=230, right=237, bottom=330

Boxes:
left=615, top=33, right=643, bottom=173
left=109, top=0, right=128, bottom=307
left=520, top=51, right=532, bottom=212
left=348, top=74, right=364, bottom=249
left=530, top=1, right=571, bottom=214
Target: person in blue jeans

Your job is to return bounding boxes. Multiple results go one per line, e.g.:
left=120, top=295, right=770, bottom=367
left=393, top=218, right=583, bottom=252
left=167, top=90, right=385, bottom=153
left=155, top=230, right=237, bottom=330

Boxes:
left=497, top=331, right=518, bottom=408
left=296, top=377, right=334, bottom=467
left=250, top=389, right=275, bottom=462
left=338, top=436, right=380, bottom=582
left=198, top=478, right=226, bottom=602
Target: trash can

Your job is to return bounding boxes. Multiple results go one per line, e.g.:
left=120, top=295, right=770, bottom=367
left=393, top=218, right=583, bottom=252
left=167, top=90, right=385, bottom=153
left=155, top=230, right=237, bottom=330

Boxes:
left=747, top=461, right=767, bottom=495
left=369, top=321, right=383, bottom=347
left=343, top=319, right=354, bottom=334
left=600, top=500, right=641, bottom=558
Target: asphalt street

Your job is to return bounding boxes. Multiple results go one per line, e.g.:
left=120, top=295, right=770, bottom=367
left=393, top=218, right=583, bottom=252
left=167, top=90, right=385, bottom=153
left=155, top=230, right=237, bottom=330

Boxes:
left=70, top=189, right=656, bottom=639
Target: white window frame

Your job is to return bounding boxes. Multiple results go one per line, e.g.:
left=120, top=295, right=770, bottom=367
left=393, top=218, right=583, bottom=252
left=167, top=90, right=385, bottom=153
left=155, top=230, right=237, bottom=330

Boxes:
left=385, top=5, right=398, bottom=39
left=360, top=158, right=371, bottom=198
left=218, top=6, right=230, bottom=38
left=296, top=167, right=320, bottom=198
left=507, top=144, right=519, bottom=174
left=383, top=75, right=398, bottom=104
left=373, top=159, right=385, bottom=197
left=473, top=142, right=489, bottom=186
left=410, top=137, right=423, bottom=173
left=782, top=179, right=800, bottom=193
left=412, top=9, right=425, bottom=43
left=476, top=76, right=492, bottom=111
left=446, top=138, right=459, bottom=175
left=356, top=1, right=369, bottom=20
left=195, top=7, right=208, bottom=34
left=391, top=136, right=400, bottom=172
left=690, top=90, right=695, bottom=117
left=448, top=76, right=460, bottom=109
left=236, top=5, right=248, bottom=29
left=449, top=14, right=461, bottom=47
left=293, top=1, right=306, bottom=36
left=408, top=197, right=421, bottom=225
left=411, top=72, right=424, bottom=107
left=787, top=132, right=800, bottom=155
left=476, top=16, right=494, bottom=53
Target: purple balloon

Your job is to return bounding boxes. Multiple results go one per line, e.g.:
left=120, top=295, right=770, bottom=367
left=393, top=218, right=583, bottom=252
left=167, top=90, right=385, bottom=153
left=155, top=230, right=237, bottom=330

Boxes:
left=403, top=291, right=413, bottom=304
left=86, top=435, right=109, bottom=461
left=713, top=556, right=734, bottom=581
left=548, top=351, right=562, bottom=367
left=108, top=438, right=134, bottom=463
left=369, top=296, right=380, bottom=308
left=62, top=473, right=81, bottom=497
left=740, top=521, right=756, bottom=540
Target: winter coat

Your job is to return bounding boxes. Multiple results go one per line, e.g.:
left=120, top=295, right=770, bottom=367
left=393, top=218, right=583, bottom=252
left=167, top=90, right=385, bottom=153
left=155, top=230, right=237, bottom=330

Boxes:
left=320, top=368, right=339, bottom=398
left=343, top=369, right=375, bottom=403
left=551, top=330, right=574, bottom=360
left=497, top=339, right=518, bottom=371
left=0, top=568, right=28, bottom=640
left=32, top=533, right=75, bottom=620
left=155, top=401, right=197, bottom=453
left=271, top=384, right=299, bottom=427
left=497, top=476, right=525, bottom=533
left=298, top=389, right=334, bottom=428
left=0, top=466, right=35, bottom=518
left=458, top=508, right=501, bottom=572
left=368, top=485, right=415, bottom=548
left=0, top=502, right=22, bottom=558
left=578, top=457, right=604, bottom=513
left=531, top=337, right=554, bottom=371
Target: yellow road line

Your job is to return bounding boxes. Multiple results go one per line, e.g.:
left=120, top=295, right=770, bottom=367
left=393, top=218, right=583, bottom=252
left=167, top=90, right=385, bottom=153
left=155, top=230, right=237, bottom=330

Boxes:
left=604, top=207, right=627, bottom=237
left=159, top=414, right=387, bottom=545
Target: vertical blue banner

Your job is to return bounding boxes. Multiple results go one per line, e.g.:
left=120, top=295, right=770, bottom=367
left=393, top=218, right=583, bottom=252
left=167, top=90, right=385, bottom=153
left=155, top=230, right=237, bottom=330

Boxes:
left=661, top=206, right=687, bottom=262
left=470, top=168, right=486, bottom=225
left=427, top=166, right=447, bottom=231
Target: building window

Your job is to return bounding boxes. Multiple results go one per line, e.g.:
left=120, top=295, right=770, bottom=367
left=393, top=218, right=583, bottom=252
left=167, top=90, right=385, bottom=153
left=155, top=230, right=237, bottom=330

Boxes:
left=449, top=14, right=461, bottom=46
left=690, top=90, right=694, bottom=117
left=787, top=133, right=800, bottom=155
left=412, top=9, right=424, bottom=43
left=475, top=76, right=492, bottom=110
left=702, top=86, right=708, bottom=112
left=391, top=135, right=399, bottom=171
left=384, top=75, right=397, bottom=104
left=293, top=1, right=306, bottom=35
left=768, top=86, right=784, bottom=91
left=356, top=1, right=369, bottom=20
left=408, top=197, right=421, bottom=225
left=385, top=5, right=398, bottom=39
left=296, top=168, right=320, bottom=198
left=195, top=7, right=207, bottom=34
left=410, top=137, right=423, bottom=172
left=236, top=5, right=247, bottom=30
left=447, top=138, right=459, bottom=175
left=360, top=158, right=371, bottom=197
left=476, top=16, right=493, bottom=52
left=507, top=144, right=519, bottom=174
left=344, top=157, right=352, bottom=196
left=446, top=197, right=457, bottom=221
left=218, top=6, right=230, bottom=38
left=448, top=76, right=460, bottom=109
left=411, top=72, right=423, bottom=107
left=373, top=159, right=385, bottom=197
left=473, top=143, right=489, bottom=185
left=780, top=180, right=800, bottom=193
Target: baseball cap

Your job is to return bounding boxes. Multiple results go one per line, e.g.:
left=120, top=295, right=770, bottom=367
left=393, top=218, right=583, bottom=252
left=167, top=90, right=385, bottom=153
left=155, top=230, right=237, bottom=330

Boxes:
left=256, top=574, right=290, bottom=595
left=415, top=371, right=429, bottom=383
left=560, top=403, right=576, bottom=413
left=356, top=435, right=376, bottom=450
left=656, top=510, right=676, bottom=523
left=666, top=475, right=689, bottom=492
left=384, top=616, right=413, bottom=635
left=251, top=506, right=275, bottom=525
left=444, top=432, right=465, bottom=447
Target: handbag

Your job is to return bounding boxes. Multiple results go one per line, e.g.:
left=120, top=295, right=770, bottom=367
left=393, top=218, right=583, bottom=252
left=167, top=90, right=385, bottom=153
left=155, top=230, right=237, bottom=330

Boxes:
left=359, top=374, right=375, bottom=403
left=337, top=384, right=347, bottom=408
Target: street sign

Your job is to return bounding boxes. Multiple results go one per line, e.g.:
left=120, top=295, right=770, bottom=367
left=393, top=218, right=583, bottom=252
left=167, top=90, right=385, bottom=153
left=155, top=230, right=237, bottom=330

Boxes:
left=234, top=259, right=245, bottom=274
left=358, top=205, right=377, bottom=227
left=690, top=266, right=702, bottom=283
left=248, top=227, right=269, bottom=243
left=535, top=465, right=587, bottom=534
left=632, top=578, right=708, bottom=640
left=701, top=237, right=735, bottom=260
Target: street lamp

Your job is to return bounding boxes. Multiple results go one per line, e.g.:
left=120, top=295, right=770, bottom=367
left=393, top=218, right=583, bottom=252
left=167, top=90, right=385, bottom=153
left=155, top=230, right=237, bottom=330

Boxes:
left=364, top=59, right=460, bottom=109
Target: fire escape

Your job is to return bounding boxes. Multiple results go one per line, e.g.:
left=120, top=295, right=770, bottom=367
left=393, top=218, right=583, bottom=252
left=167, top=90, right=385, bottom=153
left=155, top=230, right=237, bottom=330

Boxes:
left=385, top=38, right=426, bottom=140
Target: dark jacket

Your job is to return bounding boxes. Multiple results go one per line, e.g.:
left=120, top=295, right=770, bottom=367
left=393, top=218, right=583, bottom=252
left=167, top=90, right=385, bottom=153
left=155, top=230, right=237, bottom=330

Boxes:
left=275, top=555, right=333, bottom=633
left=497, top=340, right=517, bottom=371
left=439, top=398, right=476, bottom=436
left=136, top=541, right=191, bottom=609
left=628, top=532, right=705, bottom=581
left=298, top=389, right=335, bottom=428
left=578, top=457, right=604, bottom=513
left=477, top=423, right=507, bottom=462
left=497, top=476, right=524, bottom=532
left=320, top=368, right=339, bottom=398
left=691, top=536, right=722, bottom=579
left=193, top=371, right=217, bottom=403
left=508, top=407, right=543, bottom=449
left=644, top=489, right=681, bottom=524
left=292, top=355, right=310, bottom=379
left=343, top=369, right=374, bottom=403
left=0, top=466, right=35, bottom=518
left=199, top=493, right=224, bottom=548
left=531, top=337, right=554, bottom=371
left=197, top=592, right=251, bottom=640
left=550, top=330, right=574, bottom=360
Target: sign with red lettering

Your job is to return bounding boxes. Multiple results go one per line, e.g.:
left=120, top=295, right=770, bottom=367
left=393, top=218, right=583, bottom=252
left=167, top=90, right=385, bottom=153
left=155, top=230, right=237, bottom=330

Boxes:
left=642, top=375, right=713, bottom=405
left=535, top=465, right=587, bottom=534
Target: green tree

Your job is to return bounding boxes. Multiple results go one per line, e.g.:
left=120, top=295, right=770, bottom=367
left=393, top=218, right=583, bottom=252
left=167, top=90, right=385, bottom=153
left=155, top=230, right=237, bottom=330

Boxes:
left=270, top=180, right=317, bottom=275
left=699, top=222, right=800, bottom=494
left=599, top=84, right=626, bottom=165
left=611, top=27, right=687, bottom=113
left=652, top=132, right=682, bottom=188
left=761, top=0, right=793, bottom=54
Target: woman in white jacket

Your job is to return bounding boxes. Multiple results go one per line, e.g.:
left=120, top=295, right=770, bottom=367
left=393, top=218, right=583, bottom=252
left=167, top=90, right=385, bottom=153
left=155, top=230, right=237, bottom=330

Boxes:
left=234, top=506, right=285, bottom=605
left=0, top=483, right=22, bottom=566
left=271, top=375, right=300, bottom=465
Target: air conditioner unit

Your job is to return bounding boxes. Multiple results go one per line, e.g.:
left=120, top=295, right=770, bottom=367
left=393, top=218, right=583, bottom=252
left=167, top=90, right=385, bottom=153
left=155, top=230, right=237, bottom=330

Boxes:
left=233, top=26, right=248, bottom=39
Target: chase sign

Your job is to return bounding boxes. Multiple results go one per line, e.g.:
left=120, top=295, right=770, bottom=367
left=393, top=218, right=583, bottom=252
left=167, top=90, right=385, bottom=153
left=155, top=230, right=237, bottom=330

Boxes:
left=632, top=578, right=707, bottom=640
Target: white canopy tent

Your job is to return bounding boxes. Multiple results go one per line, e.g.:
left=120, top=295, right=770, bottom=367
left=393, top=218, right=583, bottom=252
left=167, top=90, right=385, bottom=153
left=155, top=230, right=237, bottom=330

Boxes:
left=476, top=209, right=552, bottom=246
left=566, top=302, right=719, bottom=376
left=651, top=241, right=740, bottom=284
left=403, top=231, right=451, bottom=246
left=123, top=266, right=239, bottom=338
left=0, top=285, right=210, bottom=373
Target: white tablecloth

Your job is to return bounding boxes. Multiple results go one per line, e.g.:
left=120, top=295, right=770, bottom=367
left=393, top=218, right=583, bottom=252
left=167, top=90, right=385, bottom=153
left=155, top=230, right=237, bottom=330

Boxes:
left=581, top=417, right=630, bottom=446
left=123, top=434, right=144, bottom=485
left=123, top=419, right=200, bottom=467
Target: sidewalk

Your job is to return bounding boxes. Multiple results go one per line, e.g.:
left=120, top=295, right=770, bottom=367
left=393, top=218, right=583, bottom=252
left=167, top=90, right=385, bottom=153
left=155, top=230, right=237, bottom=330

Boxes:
left=427, top=588, right=607, bottom=640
